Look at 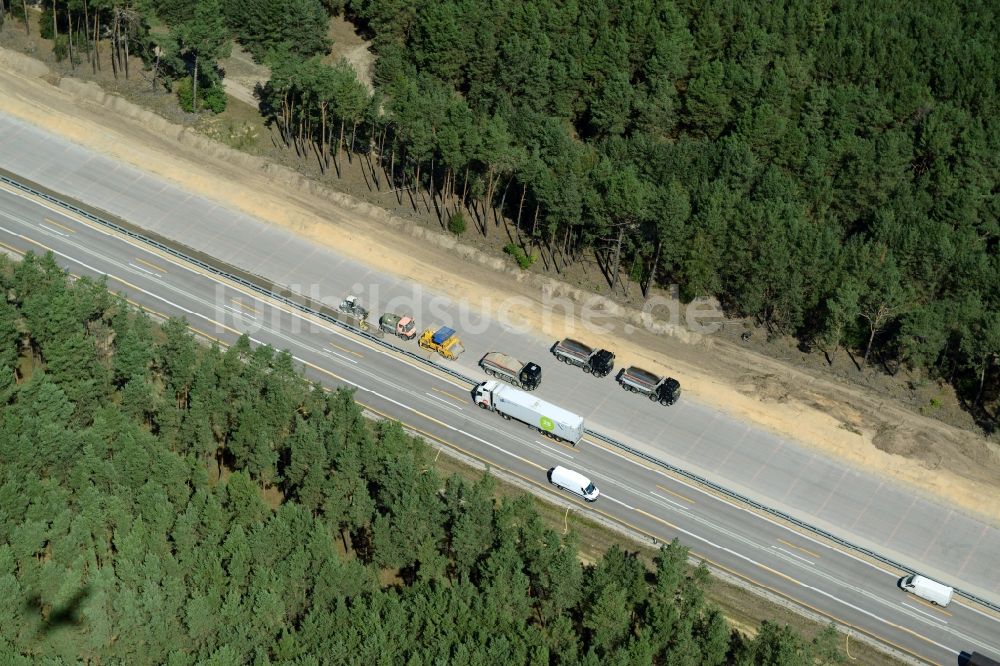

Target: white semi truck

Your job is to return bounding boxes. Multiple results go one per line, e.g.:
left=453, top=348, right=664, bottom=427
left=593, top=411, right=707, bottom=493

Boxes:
left=474, top=380, right=584, bottom=444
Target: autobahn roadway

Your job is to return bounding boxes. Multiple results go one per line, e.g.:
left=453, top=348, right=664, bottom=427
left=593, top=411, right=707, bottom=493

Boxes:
left=4, top=113, right=1000, bottom=605
left=1, top=177, right=999, bottom=665
left=4, top=113, right=1000, bottom=611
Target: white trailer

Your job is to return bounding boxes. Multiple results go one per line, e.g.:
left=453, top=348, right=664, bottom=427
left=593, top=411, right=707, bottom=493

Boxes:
left=474, top=380, right=584, bottom=444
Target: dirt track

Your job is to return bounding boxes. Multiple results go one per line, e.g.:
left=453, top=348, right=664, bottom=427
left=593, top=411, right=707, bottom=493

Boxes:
left=2, top=46, right=998, bottom=525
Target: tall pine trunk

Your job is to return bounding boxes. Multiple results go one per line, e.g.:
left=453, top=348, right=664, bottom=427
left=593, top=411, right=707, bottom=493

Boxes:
left=515, top=182, right=527, bottom=241
left=460, top=164, right=470, bottom=215
left=390, top=149, right=398, bottom=202
left=975, top=359, right=989, bottom=406
left=645, top=239, right=662, bottom=299
left=863, top=319, right=879, bottom=368
left=427, top=157, right=436, bottom=215
left=442, top=167, right=452, bottom=214
left=22, top=0, right=30, bottom=35
left=414, top=162, right=422, bottom=210
left=122, top=14, right=129, bottom=78
left=327, top=121, right=335, bottom=169
left=319, top=103, right=327, bottom=169
left=83, top=0, right=91, bottom=71
left=483, top=166, right=496, bottom=236
left=93, top=10, right=100, bottom=72
left=378, top=125, right=388, bottom=168
left=67, top=10, right=75, bottom=70
left=610, top=226, right=624, bottom=293
left=109, top=11, right=118, bottom=79
left=367, top=119, right=379, bottom=189
left=497, top=175, right=513, bottom=235
left=281, top=92, right=290, bottom=144
left=337, top=119, right=345, bottom=167
left=192, top=53, right=199, bottom=113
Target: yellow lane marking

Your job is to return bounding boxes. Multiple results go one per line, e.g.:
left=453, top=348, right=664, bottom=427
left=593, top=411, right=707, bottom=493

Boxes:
left=16, top=234, right=55, bottom=254
left=135, top=257, right=168, bottom=274
left=105, top=272, right=151, bottom=295
left=105, top=274, right=246, bottom=340
left=329, top=341, right=363, bottom=358
left=229, top=298, right=259, bottom=315
left=360, top=409, right=934, bottom=661
left=598, top=509, right=940, bottom=662
left=548, top=436, right=578, bottom=451
left=703, top=558, right=939, bottom=664
left=778, top=538, right=821, bottom=559
left=754, top=560, right=805, bottom=586
left=188, top=326, right=227, bottom=345
left=558, top=504, right=939, bottom=661
left=287, top=354, right=471, bottom=440
left=0, top=240, right=25, bottom=255
left=4, top=187, right=960, bottom=649
left=362, top=403, right=547, bottom=473
left=655, top=484, right=696, bottom=504
left=633, top=507, right=679, bottom=532
left=43, top=218, right=75, bottom=233
left=634, top=507, right=805, bottom=585
left=585, top=436, right=905, bottom=568
left=907, top=595, right=953, bottom=617
left=0, top=222, right=943, bottom=661
left=432, top=387, right=467, bottom=404
left=12, top=189, right=480, bottom=396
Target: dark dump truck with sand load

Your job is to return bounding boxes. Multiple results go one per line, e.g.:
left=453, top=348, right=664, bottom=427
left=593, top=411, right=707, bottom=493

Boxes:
left=474, top=380, right=584, bottom=444
left=479, top=352, right=542, bottom=390
left=551, top=338, right=615, bottom=377
left=617, top=366, right=681, bottom=406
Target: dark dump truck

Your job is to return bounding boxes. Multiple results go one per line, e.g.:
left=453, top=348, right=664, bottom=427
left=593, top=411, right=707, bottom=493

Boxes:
left=480, top=352, right=542, bottom=391
left=617, top=366, right=681, bottom=406
left=551, top=338, right=615, bottom=377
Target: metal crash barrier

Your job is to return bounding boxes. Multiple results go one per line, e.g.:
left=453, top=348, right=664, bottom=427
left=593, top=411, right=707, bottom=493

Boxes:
left=2, top=167, right=996, bottom=614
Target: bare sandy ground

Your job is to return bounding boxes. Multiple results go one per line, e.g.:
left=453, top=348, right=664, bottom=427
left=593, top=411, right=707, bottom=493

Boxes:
left=1, top=49, right=998, bottom=525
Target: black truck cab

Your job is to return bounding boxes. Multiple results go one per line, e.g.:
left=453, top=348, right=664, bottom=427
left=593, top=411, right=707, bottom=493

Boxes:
left=657, top=378, right=682, bottom=405
left=519, top=363, right=542, bottom=391
left=590, top=349, right=615, bottom=376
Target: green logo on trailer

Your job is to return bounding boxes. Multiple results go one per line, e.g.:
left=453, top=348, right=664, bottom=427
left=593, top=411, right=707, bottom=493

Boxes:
left=539, top=416, right=555, bottom=432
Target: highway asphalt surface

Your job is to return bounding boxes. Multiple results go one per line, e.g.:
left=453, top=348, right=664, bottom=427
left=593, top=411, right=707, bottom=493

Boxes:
left=1, top=115, right=999, bottom=664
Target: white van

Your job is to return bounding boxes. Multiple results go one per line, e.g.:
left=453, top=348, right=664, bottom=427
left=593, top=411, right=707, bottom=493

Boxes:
left=901, top=574, right=954, bottom=606
left=548, top=466, right=599, bottom=502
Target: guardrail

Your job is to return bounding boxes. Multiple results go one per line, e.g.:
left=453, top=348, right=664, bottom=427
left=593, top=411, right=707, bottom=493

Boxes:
left=2, top=167, right=996, bottom=614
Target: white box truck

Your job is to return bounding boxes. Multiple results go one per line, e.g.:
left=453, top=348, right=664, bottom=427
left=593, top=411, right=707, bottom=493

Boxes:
left=474, top=380, right=584, bottom=444
left=900, top=574, right=954, bottom=606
